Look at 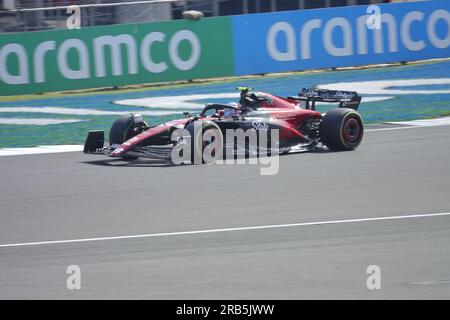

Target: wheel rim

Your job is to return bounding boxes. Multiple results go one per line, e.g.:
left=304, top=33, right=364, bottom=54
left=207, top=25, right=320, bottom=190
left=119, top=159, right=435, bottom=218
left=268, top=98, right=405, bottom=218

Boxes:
left=202, top=134, right=216, bottom=157
left=342, top=116, right=362, bottom=146
left=196, top=127, right=222, bottom=162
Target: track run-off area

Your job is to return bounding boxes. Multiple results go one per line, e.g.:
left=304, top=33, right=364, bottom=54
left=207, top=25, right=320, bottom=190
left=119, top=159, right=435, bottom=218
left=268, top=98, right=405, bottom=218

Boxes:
left=0, top=123, right=449, bottom=299
left=0, top=60, right=449, bottom=299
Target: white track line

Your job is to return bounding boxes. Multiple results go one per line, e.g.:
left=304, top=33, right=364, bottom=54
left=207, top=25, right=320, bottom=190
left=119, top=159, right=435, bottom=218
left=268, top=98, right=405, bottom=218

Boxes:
left=0, top=212, right=449, bottom=249
left=366, top=125, right=450, bottom=132
left=0, top=145, right=83, bottom=156
left=0, top=121, right=448, bottom=157
left=367, top=116, right=450, bottom=131
left=365, top=126, right=418, bottom=132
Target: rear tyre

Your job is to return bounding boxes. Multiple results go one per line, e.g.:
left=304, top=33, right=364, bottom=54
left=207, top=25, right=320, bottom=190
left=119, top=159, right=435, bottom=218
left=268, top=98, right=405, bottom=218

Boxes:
left=320, top=108, right=364, bottom=151
left=185, top=121, right=223, bottom=164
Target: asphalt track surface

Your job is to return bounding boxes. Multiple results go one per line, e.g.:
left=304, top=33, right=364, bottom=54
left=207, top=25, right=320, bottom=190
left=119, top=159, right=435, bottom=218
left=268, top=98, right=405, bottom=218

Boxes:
left=0, top=124, right=449, bottom=299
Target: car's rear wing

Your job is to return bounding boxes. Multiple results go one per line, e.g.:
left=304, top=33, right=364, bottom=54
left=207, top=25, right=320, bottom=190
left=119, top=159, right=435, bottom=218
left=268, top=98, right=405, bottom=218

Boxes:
left=288, top=88, right=362, bottom=111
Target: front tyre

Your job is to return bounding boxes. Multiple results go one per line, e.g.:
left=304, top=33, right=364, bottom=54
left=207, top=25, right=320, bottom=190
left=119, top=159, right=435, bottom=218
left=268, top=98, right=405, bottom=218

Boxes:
left=109, top=114, right=148, bottom=160
left=109, top=115, right=147, bottom=146
left=320, top=108, right=364, bottom=151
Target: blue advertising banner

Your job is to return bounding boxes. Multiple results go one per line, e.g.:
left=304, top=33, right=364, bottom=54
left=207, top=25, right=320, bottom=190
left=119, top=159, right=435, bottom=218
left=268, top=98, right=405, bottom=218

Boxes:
left=232, top=0, right=450, bottom=75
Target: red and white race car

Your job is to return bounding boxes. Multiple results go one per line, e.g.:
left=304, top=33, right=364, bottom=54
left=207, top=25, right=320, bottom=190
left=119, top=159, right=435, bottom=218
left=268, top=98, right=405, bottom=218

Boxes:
left=84, top=87, right=364, bottom=163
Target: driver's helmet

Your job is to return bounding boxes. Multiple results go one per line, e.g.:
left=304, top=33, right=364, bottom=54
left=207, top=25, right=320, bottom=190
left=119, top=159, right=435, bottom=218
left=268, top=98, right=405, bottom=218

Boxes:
left=241, top=92, right=268, bottom=110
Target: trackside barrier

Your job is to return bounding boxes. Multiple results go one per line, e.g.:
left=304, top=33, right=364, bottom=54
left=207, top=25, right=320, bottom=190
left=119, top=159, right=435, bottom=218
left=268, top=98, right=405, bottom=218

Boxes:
left=0, top=0, right=449, bottom=96
left=232, top=0, right=450, bottom=75
left=0, top=17, right=234, bottom=95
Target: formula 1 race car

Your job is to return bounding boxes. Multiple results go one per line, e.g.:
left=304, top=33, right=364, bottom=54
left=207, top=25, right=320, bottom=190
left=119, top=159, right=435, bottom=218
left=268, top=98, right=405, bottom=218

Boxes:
left=84, top=87, right=364, bottom=163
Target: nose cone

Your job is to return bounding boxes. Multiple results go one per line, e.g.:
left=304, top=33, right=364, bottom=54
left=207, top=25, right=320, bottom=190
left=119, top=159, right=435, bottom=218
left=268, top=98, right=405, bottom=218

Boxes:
left=111, top=147, right=126, bottom=156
